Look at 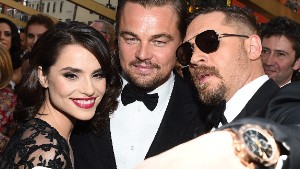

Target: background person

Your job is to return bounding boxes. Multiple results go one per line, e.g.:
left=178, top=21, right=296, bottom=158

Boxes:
left=0, top=44, right=16, bottom=154
left=90, top=19, right=116, bottom=52
left=21, top=14, right=55, bottom=74
left=260, top=16, right=300, bottom=87
left=0, top=21, right=121, bottom=168
left=0, top=18, right=23, bottom=88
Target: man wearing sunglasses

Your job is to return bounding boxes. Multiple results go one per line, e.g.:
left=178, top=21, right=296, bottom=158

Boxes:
left=136, top=5, right=300, bottom=169
left=260, top=16, right=300, bottom=87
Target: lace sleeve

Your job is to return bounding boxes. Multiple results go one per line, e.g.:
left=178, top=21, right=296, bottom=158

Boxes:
left=10, top=122, right=73, bottom=169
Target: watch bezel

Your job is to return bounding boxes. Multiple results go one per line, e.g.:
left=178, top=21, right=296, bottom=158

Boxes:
left=231, top=124, right=280, bottom=167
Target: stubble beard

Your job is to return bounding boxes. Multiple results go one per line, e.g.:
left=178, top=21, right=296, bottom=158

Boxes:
left=191, top=65, right=227, bottom=105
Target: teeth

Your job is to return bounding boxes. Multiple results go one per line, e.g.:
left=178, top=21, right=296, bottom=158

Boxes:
left=74, top=99, right=95, bottom=105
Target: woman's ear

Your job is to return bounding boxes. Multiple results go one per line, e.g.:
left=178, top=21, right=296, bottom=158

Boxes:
left=246, top=35, right=262, bottom=61
left=38, top=66, right=48, bottom=88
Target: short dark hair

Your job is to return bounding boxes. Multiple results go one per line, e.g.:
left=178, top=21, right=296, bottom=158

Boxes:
left=115, top=0, right=188, bottom=40
left=0, top=18, right=22, bottom=70
left=261, top=16, right=300, bottom=61
left=14, top=21, right=122, bottom=134
left=25, top=14, right=55, bottom=34
left=189, top=5, right=259, bottom=35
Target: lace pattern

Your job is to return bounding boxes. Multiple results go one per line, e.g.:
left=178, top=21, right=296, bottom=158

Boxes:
left=0, top=118, right=73, bottom=169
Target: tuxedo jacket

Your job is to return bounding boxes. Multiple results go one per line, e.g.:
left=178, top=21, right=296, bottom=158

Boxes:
left=70, top=73, right=208, bottom=169
left=204, top=79, right=280, bottom=132
left=220, top=81, right=300, bottom=169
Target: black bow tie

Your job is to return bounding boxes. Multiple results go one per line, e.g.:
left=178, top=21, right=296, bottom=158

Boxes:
left=121, top=84, right=159, bottom=111
left=207, top=100, right=228, bottom=128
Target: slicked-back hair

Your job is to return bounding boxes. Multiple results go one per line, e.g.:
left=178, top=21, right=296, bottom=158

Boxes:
left=0, top=44, right=13, bottom=89
left=0, top=18, right=22, bottom=70
left=189, top=5, right=259, bottom=35
left=14, top=21, right=122, bottom=135
left=261, top=16, right=300, bottom=61
left=116, top=0, right=188, bottom=40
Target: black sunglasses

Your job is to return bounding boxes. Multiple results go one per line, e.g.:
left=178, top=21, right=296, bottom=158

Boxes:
left=176, top=30, right=249, bottom=66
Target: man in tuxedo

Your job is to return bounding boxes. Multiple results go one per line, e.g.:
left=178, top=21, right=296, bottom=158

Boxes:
left=136, top=5, right=300, bottom=169
left=260, top=16, right=300, bottom=87
left=70, top=0, right=207, bottom=169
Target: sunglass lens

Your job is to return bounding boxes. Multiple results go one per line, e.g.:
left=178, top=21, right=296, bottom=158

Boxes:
left=176, top=42, right=193, bottom=66
left=195, top=30, right=219, bottom=54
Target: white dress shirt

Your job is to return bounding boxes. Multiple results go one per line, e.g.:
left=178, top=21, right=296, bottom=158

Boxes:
left=212, top=75, right=269, bottom=130
left=110, top=72, right=175, bottom=169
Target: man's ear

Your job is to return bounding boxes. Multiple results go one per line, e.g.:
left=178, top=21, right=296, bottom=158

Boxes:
left=293, top=58, right=300, bottom=70
left=38, top=66, right=48, bottom=88
left=246, top=35, right=262, bottom=61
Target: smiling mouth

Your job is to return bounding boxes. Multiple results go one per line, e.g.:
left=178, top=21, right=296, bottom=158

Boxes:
left=72, top=98, right=96, bottom=109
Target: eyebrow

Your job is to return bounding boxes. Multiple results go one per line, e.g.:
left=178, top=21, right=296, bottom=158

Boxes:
left=60, top=67, right=103, bottom=74
left=263, top=47, right=289, bottom=54
left=151, top=33, right=174, bottom=41
left=120, top=31, right=174, bottom=41
left=120, top=31, right=138, bottom=38
left=274, top=49, right=289, bottom=55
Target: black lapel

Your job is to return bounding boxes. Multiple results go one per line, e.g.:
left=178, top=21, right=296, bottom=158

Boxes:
left=234, top=79, right=279, bottom=120
left=146, top=73, right=206, bottom=158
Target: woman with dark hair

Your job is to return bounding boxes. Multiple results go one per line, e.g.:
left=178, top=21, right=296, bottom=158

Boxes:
left=0, top=21, right=122, bottom=168
left=0, top=18, right=22, bottom=87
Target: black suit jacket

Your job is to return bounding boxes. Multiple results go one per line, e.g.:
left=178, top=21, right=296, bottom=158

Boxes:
left=220, top=81, right=300, bottom=169
left=70, top=73, right=208, bottom=169
left=205, top=79, right=280, bottom=132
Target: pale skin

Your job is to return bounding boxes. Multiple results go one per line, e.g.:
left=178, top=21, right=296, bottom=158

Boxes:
left=261, top=35, right=300, bottom=87
left=118, top=2, right=181, bottom=90
left=37, top=44, right=106, bottom=142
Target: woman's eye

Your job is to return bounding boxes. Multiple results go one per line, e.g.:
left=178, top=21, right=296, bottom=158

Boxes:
left=63, top=73, right=77, bottom=80
left=27, top=34, right=34, bottom=39
left=4, top=31, right=11, bottom=37
left=93, top=72, right=106, bottom=79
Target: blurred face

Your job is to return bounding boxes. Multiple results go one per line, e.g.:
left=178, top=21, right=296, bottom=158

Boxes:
left=261, top=35, right=300, bottom=86
left=118, top=2, right=181, bottom=91
left=90, top=22, right=109, bottom=41
left=26, top=24, right=48, bottom=52
left=38, top=45, right=106, bottom=121
left=0, top=23, right=12, bottom=50
left=187, top=12, right=251, bottom=105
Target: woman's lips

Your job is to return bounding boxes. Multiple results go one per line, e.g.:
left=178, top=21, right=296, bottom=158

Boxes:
left=72, top=97, right=96, bottom=109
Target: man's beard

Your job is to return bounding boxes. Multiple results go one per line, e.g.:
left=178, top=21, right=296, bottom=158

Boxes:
left=125, top=60, right=162, bottom=92
left=191, top=65, right=227, bottom=105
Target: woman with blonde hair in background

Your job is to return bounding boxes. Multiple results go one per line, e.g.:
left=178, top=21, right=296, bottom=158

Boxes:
left=0, top=44, right=17, bottom=154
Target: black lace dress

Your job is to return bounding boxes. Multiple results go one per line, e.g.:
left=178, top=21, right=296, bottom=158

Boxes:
left=0, top=118, right=73, bottom=169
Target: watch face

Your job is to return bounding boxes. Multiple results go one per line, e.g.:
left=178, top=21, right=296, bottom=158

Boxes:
left=242, top=128, right=274, bottom=160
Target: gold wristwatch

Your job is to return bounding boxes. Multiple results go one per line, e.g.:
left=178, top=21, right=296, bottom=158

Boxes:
left=227, top=124, right=280, bottom=169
